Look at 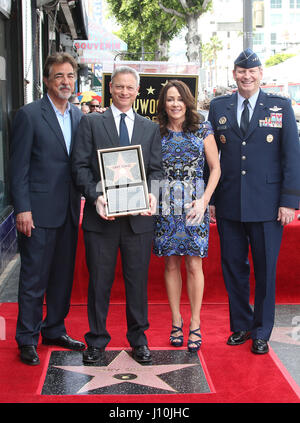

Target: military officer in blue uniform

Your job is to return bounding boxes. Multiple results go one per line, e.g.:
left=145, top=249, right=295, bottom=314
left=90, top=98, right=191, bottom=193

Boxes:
left=208, top=48, right=300, bottom=354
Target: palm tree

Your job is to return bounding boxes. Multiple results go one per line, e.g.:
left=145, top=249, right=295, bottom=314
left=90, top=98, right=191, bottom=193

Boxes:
left=202, top=35, right=223, bottom=87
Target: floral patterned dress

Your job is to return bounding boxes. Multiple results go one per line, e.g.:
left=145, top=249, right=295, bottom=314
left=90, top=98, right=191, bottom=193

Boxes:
left=153, top=121, right=213, bottom=257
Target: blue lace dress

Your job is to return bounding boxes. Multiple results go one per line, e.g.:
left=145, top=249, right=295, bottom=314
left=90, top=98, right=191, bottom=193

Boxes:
left=153, top=121, right=213, bottom=257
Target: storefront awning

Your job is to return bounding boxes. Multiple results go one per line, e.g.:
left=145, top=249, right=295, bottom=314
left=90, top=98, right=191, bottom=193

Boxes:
left=74, top=21, right=127, bottom=64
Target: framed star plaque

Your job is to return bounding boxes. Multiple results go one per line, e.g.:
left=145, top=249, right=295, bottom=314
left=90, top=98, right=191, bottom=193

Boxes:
left=97, top=145, right=150, bottom=217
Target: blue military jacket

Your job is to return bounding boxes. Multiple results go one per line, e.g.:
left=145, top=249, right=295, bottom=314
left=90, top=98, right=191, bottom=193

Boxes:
left=208, top=89, right=300, bottom=222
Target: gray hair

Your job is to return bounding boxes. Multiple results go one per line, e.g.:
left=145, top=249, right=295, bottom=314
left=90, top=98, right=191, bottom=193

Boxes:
left=43, top=52, right=77, bottom=78
left=111, top=66, right=140, bottom=87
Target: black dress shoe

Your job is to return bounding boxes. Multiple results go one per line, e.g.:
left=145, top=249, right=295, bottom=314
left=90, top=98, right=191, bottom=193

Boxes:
left=132, top=345, right=152, bottom=363
left=42, top=334, right=85, bottom=351
left=251, top=339, right=269, bottom=354
left=227, top=331, right=251, bottom=345
left=20, top=345, right=40, bottom=366
left=83, top=346, right=104, bottom=364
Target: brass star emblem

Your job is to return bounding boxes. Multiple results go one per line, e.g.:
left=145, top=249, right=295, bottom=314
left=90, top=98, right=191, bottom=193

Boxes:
left=146, top=86, right=155, bottom=95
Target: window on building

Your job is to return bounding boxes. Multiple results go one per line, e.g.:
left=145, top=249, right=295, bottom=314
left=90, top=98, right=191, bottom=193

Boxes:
left=270, top=33, right=277, bottom=45
left=289, top=12, right=300, bottom=23
left=271, top=0, right=282, bottom=7
left=290, top=0, right=300, bottom=7
left=270, top=13, right=283, bottom=25
left=253, top=33, right=264, bottom=45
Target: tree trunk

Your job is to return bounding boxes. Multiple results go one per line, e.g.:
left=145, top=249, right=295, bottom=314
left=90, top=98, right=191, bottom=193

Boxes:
left=156, top=34, right=169, bottom=61
left=185, top=14, right=202, bottom=64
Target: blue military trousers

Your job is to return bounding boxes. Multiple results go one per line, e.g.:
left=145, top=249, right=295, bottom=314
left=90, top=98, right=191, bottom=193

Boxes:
left=216, top=218, right=283, bottom=340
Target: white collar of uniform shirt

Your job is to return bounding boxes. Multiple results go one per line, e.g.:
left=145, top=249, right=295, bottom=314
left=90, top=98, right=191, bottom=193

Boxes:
left=237, top=89, right=260, bottom=124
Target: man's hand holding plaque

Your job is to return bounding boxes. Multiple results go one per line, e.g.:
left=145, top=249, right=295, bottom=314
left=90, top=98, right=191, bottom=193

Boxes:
left=95, top=191, right=157, bottom=220
left=95, top=195, right=115, bottom=221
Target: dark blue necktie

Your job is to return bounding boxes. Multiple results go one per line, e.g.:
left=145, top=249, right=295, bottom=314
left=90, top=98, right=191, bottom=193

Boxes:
left=119, top=113, right=130, bottom=146
left=240, top=99, right=249, bottom=136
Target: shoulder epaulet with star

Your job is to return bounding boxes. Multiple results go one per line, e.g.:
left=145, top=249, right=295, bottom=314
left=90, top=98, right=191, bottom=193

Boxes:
left=265, top=92, right=290, bottom=102
left=211, top=93, right=233, bottom=102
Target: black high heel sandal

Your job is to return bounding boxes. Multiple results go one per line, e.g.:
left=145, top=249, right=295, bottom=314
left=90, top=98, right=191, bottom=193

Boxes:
left=170, top=319, right=184, bottom=347
left=187, top=328, right=202, bottom=352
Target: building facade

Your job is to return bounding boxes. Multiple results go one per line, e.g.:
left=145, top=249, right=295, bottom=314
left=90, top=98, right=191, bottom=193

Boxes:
left=253, top=0, right=300, bottom=63
left=198, top=0, right=300, bottom=89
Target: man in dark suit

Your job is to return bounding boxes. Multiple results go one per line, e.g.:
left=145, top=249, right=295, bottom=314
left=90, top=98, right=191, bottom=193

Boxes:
left=208, top=49, right=300, bottom=354
left=10, top=52, right=85, bottom=365
left=72, top=66, right=163, bottom=364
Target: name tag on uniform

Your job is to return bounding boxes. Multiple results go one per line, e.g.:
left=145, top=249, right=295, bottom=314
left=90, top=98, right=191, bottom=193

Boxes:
left=259, top=113, right=282, bottom=128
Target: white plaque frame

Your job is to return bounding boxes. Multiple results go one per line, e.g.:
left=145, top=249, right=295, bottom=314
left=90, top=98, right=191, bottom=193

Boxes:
left=97, top=145, right=150, bottom=217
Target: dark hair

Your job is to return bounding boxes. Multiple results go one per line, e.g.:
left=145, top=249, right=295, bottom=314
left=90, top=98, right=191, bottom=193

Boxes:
left=43, top=52, right=78, bottom=78
left=157, top=80, right=200, bottom=136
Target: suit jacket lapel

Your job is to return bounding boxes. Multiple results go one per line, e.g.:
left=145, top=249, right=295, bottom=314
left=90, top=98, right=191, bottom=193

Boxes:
left=102, top=107, right=119, bottom=147
left=41, top=95, right=68, bottom=155
left=131, top=112, right=145, bottom=145
left=69, top=106, right=79, bottom=154
left=225, top=92, right=241, bottom=137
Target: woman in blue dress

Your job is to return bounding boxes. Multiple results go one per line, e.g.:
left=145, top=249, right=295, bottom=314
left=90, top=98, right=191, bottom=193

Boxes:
left=153, top=80, right=220, bottom=352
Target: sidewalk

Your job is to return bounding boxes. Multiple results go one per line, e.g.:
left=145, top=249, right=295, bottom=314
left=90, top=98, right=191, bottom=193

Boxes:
left=0, top=254, right=19, bottom=302
left=0, top=253, right=299, bottom=391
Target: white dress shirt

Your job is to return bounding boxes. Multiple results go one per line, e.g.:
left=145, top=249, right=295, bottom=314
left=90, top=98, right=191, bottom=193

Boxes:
left=111, top=103, right=135, bottom=142
left=47, top=94, right=72, bottom=154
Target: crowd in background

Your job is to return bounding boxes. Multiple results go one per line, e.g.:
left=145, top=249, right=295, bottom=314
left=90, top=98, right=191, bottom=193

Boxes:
left=69, top=95, right=101, bottom=114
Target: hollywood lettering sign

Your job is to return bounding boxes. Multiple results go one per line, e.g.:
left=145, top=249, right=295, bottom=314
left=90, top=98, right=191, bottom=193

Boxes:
left=102, top=73, right=198, bottom=121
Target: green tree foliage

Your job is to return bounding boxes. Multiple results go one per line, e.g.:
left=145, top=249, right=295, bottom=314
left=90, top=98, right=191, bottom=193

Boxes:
left=202, top=35, right=223, bottom=64
left=202, top=35, right=222, bottom=85
left=265, top=53, right=295, bottom=68
left=106, top=0, right=185, bottom=61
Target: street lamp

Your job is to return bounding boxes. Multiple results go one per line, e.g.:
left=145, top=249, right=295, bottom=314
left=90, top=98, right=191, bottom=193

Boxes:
left=243, top=0, right=253, bottom=50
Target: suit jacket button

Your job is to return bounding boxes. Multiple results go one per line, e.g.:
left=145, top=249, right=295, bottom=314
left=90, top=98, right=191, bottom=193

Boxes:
left=242, top=141, right=246, bottom=146
left=241, top=170, right=246, bottom=175
left=242, top=155, right=246, bottom=160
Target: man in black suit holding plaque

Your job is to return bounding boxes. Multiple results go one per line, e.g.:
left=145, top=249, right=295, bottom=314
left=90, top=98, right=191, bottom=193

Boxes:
left=72, top=66, right=163, bottom=364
